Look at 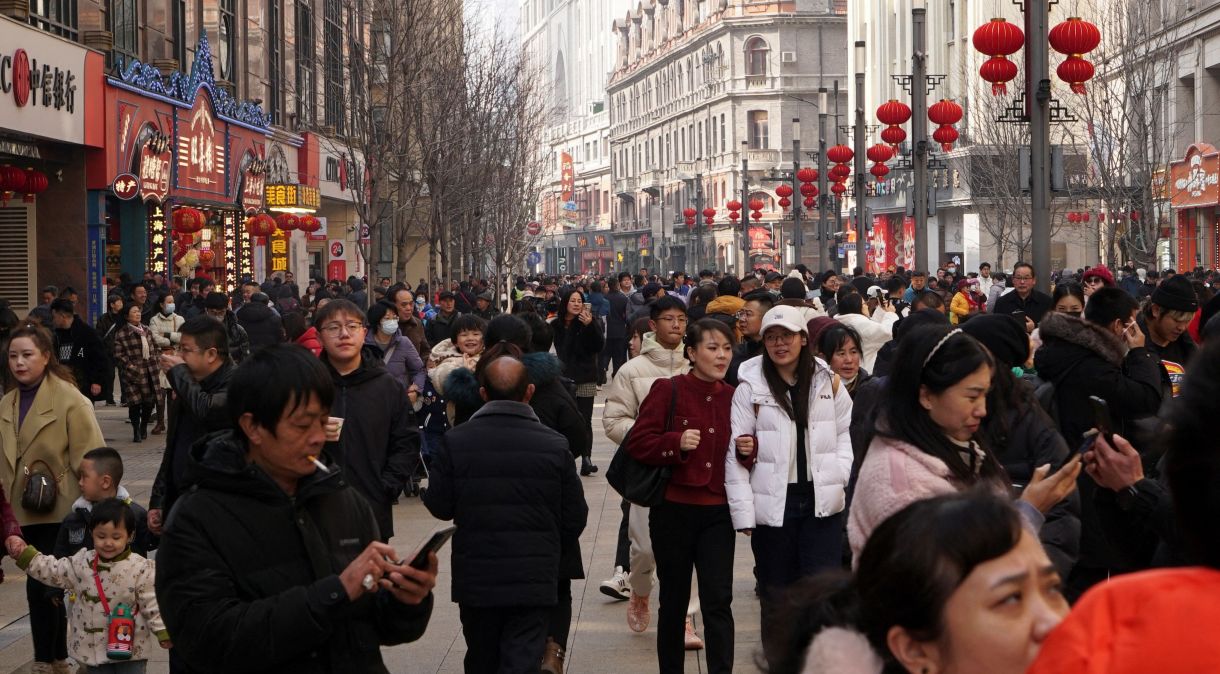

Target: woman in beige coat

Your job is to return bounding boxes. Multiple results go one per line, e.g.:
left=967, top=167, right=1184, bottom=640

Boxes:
left=1, top=322, right=104, bottom=674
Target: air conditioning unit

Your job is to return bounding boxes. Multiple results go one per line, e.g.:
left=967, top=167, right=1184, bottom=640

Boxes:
left=781, top=51, right=797, bottom=63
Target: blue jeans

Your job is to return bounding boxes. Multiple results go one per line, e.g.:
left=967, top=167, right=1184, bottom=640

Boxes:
left=750, top=487, right=845, bottom=607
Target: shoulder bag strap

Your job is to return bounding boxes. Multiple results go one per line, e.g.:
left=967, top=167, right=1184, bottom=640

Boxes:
left=92, top=553, right=111, bottom=616
left=665, top=377, right=678, bottom=432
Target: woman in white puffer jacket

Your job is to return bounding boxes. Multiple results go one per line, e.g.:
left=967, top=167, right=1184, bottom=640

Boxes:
left=724, top=306, right=853, bottom=663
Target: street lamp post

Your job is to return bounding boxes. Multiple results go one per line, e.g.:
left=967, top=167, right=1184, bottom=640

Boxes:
left=792, top=118, right=802, bottom=268
left=854, top=41, right=868, bottom=271
left=741, top=140, right=750, bottom=274
left=912, top=0, right=930, bottom=272
left=694, top=173, right=704, bottom=274
left=1029, top=0, right=1052, bottom=292
left=819, top=87, right=830, bottom=272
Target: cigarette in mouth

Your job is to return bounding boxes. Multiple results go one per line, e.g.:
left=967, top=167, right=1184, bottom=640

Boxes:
left=307, top=456, right=330, bottom=473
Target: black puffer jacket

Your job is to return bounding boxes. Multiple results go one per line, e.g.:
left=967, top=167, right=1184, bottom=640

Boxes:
left=551, top=316, right=606, bottom=386
left=237, top=302, right=285, bottom=352
left=156, top=432, right=433, bottom=673
left=150, top=361, right=235, bottom=513
left=323, top=347, right=421, bottom=539
left=422, top=401, right=587, bottom=606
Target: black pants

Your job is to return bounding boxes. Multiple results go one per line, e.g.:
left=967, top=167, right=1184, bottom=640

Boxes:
left=615, top=497, right=631, bottom=571
left=602, top=337, right=628, bottom=376
left=576, top=395, right=594, bottom=460
left=22, top=523, right=68, bottom=663
left=459, top=604, right=550, bottom=674
left=101, top=358, right=117, bottom=403
left=547, top=579, right=573, bottom=648
left=650, top=501, right=735, bottom=674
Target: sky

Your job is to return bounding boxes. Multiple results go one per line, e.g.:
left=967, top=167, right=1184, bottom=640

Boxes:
left=466, top=0, right=521, bottom=38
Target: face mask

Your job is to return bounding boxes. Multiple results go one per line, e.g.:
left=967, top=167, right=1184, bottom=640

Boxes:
left=163, top=304, right=175, bottom=315
left=415, top=299, right=425, bottom=308
left=379, top=319, right=398, bottom=336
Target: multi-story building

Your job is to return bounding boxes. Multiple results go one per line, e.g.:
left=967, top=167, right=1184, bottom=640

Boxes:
left=523, top=0, right=635, bottom=275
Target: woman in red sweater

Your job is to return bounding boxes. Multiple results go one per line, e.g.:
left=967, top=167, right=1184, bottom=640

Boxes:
left=629, top=318, right=736, bottom=674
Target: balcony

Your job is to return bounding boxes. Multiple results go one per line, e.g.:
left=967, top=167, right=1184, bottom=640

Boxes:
left=745, top=149, right=781, bottom=167
left=615, top=177, right=638, bottom=198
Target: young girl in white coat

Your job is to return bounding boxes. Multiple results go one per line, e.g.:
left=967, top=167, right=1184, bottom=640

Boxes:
left=724, top=306, right=854, bottom=664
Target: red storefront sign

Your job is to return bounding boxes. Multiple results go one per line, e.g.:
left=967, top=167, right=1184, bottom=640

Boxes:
left=137, top=142, right=171, bottom=202
left=111, top=173, right=138, bottom=200
left=1169, top=143, right=1219, bottom=209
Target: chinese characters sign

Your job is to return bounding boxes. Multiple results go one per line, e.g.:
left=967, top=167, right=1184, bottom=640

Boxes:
left=148, top=205, right=167, bottom=274
left=0, top=20, right=87, bottom=144
left=265, top=183, right=321, bottom=212
left=112, top=173, right=138, bottom=200
left=1169, top=143, right=1220, bottom=209
left=138, top=142, right=171, bottom=202
left=268, top=231, right=289, bottom=273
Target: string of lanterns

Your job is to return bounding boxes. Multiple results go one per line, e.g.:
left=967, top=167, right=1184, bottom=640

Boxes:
left=0, top=166, right=49, bottom=205
left=973, top=15, right=1100, bottom=96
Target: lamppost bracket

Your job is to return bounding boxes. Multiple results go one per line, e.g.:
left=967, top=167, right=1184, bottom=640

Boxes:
left=925, top=74, right=946, bottom=96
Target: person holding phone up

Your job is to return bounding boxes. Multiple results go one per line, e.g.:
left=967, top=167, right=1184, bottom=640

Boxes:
left=552, top=288, right=606, bottom=476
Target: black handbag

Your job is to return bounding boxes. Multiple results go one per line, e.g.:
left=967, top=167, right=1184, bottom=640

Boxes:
left=21, top=460, right=60, bottom=513
left=606, top=378, right=677, bottom=507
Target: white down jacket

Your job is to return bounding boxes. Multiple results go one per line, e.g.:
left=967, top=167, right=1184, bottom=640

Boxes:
left=725, top=355, right=854, bottom=530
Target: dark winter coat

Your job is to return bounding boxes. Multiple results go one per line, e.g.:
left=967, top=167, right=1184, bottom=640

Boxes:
left=424, top=311, right=460, bottom=347
left=606, top=291, right=630, bottom=339
left=322, top=348, right=421, bottom=539
left=445, top=352, right=589, bottom=459
left=94, top=309, right=125, bottom=354
left=1034, top=311, right=1164, bottom=574
left=53, top=316, right=107, bottom=398
left=994, top=288, right=1053, bottom=325
left=236, top=302, right=286, bottom=352
left=112, top=322, right=160, bottom=405
left=221, top=311, right=252, bottom=363
left=155, top=431, right=433, bottom=673
left=551, top=315, right=606, bottom=386
left=726, top=337, right=764, bottom=387
left=397, top=315, right=432, bottom=361
left=1119, top=276, right=1142, bottom=298
left=422, top=401, right=588, bottom=606
left=150, top=361, right=235, bottom=513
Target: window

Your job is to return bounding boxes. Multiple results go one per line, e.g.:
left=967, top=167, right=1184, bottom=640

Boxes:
left=110, top=0, right=137, bottom=62
left=29, top=0, right=78, bottom=39
left=698, top=121, right=704, bottom=159
left=218, top=0, right=237, bottom=82
left=746, top=37, right=768, bottom=77
left=296, top=2, right=316, bottom=125
left=268, top=0, right=283, bottom=124
left=324, top=0, right=344, bottom=132
left=172, top=0, right=187, bottom=67
left=710, top=119, right=716, bottom=155
left=720, top=114, right=727, bottom=152
left=347, top=4, right=363, bottom=131
left=748, top=111, right=769, bottom=149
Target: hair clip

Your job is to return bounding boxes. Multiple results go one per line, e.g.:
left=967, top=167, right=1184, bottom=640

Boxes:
left=922, top=329, right=963, bottom=368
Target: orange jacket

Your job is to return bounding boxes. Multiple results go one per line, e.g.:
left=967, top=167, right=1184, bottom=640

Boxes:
left=1028, top=567, right=1220, bottom=674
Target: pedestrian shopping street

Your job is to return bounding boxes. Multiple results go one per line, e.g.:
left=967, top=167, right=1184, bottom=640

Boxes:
left=0, top=394, right=764, bottom=673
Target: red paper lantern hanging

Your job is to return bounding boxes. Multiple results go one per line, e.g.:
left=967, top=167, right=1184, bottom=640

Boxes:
left=803, top=196, right=816, bottom=209
left=685, top=217, right=696, bottom=227
left=275, top=213, right=300, bottom=231
left=775, top=184, right=794, bottom=198
left=1067, top=212, right=1079, bottom=223
left=973, top=18, right=1024, bottom=96
left=870, top=163, right=890, bottom=181
left=933, top=125, right=960, bottom=152
left=172, top=207, right=206, bottom=234
left=830, top=182, right=847, bottom=196
left=1057, top=56, right=1095, bottom=94
left=198, top=249, right=216, bottom=266
left=778, top=197, right=791, bottom=208
left=21, top=169, right=48, bottom=203
left=683, top=207, right=697, bottom=218
left=1098, top=212, right=1106, bottom=222
left=298, top=215, right=322, bottom=233
left=702, top=207, right=717, bottom=220
left=1080, top=212, right=1091, bottom=222
left=928, top=99, right=964, bottom=126
left=729, top=211, right=741, bottom=221
left=726, top=199, right=743, bottom=212
left=705, top=216, right=714, bottom=225
left=800, top=182, right=819, bottom=198
left=245, top=214, right=277, bottom=237
left=826, top=144, right=854, bottom=164
left=796, top=167, right=818, bottom=183
left=866, top=144, right=894, bottom=164
left=880, top=125, right=908, bottom=147
left=876, top=100, right=912, bottom=126
left=1131, top=211, right=1141, bottom=221
left=748, top=198, right=765, bottom=212
left=751, top=211, right=763, bottom=221
left=0, top=165, right=26, bottom=205
left=1049, top=17, right=1101, bottom=57
left=830, top=163, right=852, bottom=180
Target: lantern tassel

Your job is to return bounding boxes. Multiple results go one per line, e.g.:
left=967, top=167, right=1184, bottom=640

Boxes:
left=942, top=143, right=953, bottom=152
left=1071, top=82, right=1087, bottom=94
left=992, top=82, right=1006, bottom=96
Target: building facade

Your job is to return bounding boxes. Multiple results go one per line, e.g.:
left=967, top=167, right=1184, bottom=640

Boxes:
left=608, top=0, right=848, bottom=275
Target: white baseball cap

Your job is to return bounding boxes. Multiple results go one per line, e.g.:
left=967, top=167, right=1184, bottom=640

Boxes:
left=759, top=306, right=807, bottom=335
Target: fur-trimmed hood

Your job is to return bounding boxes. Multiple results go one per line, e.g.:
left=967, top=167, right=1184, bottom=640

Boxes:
left=443, top=351, right=566, bottom=417
left=1037, top=311, right=1127, bottom=367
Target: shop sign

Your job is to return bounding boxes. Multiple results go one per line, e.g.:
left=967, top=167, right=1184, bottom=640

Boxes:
left=560, top=152, right=574, bottom=201
left=177, top=94, right=224, bottom=192
left=265, top=183, right=321, bottom=212
left=241, top=159, right=266, bottom=213
left=1169, top=143, right=1220, bottom=209
left=112, top=173, right=139, bottom=200
left=748, top=225, right=775, bottom=255
left=359, top=223, right=370, bottom=243
left=148, top=205, right=168, bottom=274
left=269, top=231, right=289, bottom=273
left=0, top=19, right=86, bottom=144
left=138, top=143, right=171, bottom=202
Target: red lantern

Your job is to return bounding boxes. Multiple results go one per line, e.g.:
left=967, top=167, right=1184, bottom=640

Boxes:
left=973, top=17, right=1025, bottom=95
left=933, top=125, right=960, bottom=152
left=1067, top=212, right=1079, bottom=223
left=1131, top=211, right=1141, bottom=221
left=0, top=165, right=26, bottom=204
left=685, top=217, right=696, bottom=227
left=831, top=182, right=847, bottom=196
left=726, top=199, right=743, bottom=212
left=830, top=163, right=852, bottom=180
left=702, top=207, right=716, bottom=219
left=775, top=184, right=793, bottom=198
left=866, top=144, right=894, bottom=163
left=748, top=198, right=765, bottom=212
left=705, top=216, right=714, bottom=225
left=246, top=214, right=277, bottom=237
left=751, top=211, right=762, bottom=221
left=803, top=196, right=816, bottom=209
left=1049, top=18, right=1101, bottom=58
left=979, top=56, right=1020, bottom=96
left=778, top=197, right=791, bottom=208
left=198, top=249, right=216, bottom=266
left=1057, top=56, right=1095, bottom=94
left=172, top=207, right=206, bottom=234
left=275, top=213, right=300, bottom=231
left=928, top=99, right=964, bottom=126
left=826, top=144, right=854, bottom=164
left=683, top=207, right=697, bottom=218
left=21, top=169, right=48, bottom=203
left=1081, top=212, right=1091, bottom=222
left=870, top=163, right=890, bottom=181
left=729, top=211, right=741, bottom=221
left=800, top=183, right=819, bottom=197
left=881, top=125, right=908, bottom=147
left=796, top=167, right=818, bottom=183
left=876, top=100, right=912, bottom=126
left=298, top=215, right=322, bottom=232
left=1098, top=212, right=1106, bottom=222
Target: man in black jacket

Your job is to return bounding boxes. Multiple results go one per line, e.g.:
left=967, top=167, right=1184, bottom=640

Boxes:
left=994, top=261, right=1053, bottom=329
left=156, top=344, right=435, bottom=673
left=316, top=299, right=420, bottom=540
left=49, top=299, right=106, bottom=399
left=425, top=290, right=461, bottom=346
left=424, top=355, right=586, bottom=674
left=148, top=316, right=236, bottom=534
left=603, top=277, right=630, bottom=377
left=236, top=292, right=286, bottom=352
left=204, top=291, right=252, bottom=363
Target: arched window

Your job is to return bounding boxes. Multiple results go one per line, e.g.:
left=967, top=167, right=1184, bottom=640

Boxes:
left=746, top=36, right=768, bottom=76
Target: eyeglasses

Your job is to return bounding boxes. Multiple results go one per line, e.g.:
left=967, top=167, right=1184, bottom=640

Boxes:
left=734, top=310, right=755, bottom=320
left=655, top=316, right=688, bottom=325
left=205, top=309, right=227, bottom=317
left=321, top=322, right=365, bottom=336
left=1084, top=277, right=1105, bottom=285
left=764, top=332, right=798, bottom=345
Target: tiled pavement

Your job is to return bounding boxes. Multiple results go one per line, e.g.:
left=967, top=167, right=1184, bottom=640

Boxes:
left=1, top=398, right=765, bottom=673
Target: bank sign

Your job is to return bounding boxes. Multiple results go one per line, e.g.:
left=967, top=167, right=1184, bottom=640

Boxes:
left=0, top=17, right=87, bottom=145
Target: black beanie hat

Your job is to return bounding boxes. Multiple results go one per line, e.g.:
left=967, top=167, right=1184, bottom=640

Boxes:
left=204, top=292, right=230, bottom=310
left=960, top=313, right=1029, bottom=367
left=1151, top=275, right=1199, bottom=314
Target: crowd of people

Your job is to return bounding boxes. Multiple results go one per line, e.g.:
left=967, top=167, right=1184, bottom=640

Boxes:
left=0, top=258, right=1217, bottom=673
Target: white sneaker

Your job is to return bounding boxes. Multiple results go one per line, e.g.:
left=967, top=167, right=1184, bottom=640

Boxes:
left=599, top=566, right=630, bottom=601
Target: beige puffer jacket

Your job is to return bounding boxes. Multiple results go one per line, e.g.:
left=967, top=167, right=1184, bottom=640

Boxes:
left=602, top=333, right=690, bottom=445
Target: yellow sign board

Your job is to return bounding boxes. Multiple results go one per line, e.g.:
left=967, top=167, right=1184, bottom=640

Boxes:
left=265, top=183, right=321, bottom=212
